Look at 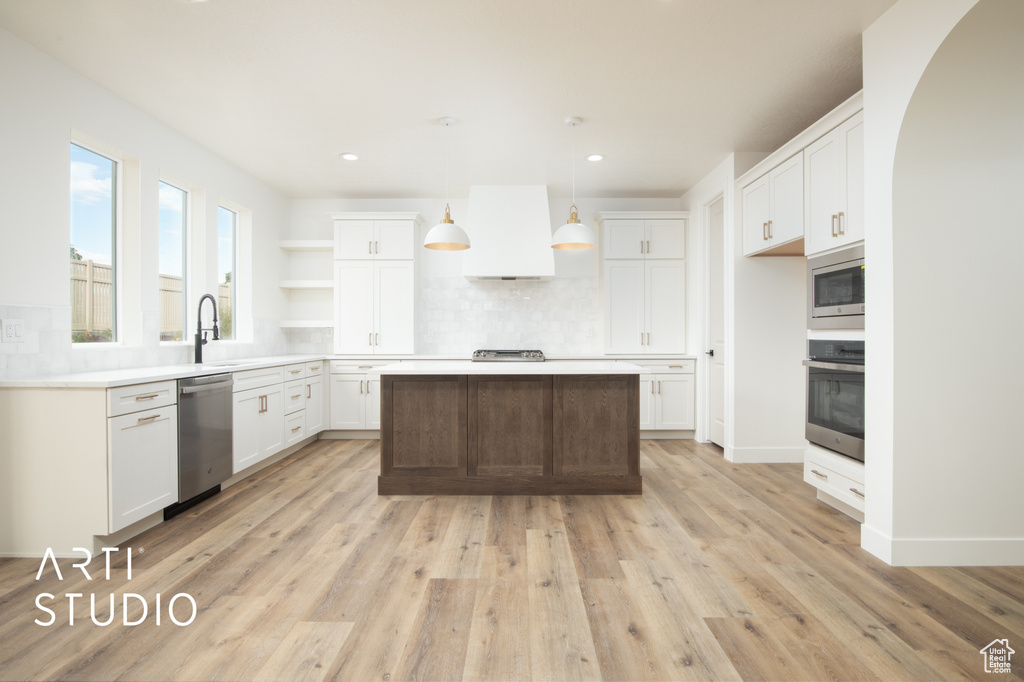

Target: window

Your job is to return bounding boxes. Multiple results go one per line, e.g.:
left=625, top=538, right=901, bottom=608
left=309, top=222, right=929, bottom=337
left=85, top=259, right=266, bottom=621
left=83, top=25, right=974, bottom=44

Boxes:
left=217, top=206, right=236, bottom=340
left=158, top=181, right=188, bottom=341
left=70, top=143, right=117, bottom=343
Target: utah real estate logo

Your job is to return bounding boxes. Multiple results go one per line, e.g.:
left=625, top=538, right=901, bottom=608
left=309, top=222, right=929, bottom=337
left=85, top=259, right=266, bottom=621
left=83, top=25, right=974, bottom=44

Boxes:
left=980, top=639, right=1015, bottom=674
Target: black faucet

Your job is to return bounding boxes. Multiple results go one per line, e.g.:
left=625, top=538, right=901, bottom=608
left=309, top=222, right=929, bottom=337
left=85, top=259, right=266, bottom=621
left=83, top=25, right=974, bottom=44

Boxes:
left=194, top=293, right=220, bottom=364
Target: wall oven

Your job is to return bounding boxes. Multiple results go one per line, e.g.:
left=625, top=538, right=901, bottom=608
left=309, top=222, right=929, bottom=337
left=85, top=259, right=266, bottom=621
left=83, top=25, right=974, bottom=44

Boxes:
left=804, top=339, right=864, bottom=461
left=808, top=244, right=864, bottom=329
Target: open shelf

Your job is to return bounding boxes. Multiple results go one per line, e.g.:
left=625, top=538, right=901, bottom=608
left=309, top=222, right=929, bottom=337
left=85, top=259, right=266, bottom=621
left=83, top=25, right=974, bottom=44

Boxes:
left=279, top=280, right=333, bottom=290
left=279, top=240, right=333, bottom=252
left=279, top=320, right=333, bottom=329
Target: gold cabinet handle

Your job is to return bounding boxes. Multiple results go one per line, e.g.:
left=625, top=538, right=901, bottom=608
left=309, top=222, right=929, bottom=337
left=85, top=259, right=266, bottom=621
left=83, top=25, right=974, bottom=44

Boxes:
left=134, top=393, right=159, bottom=401
left=368, top=332, right=372, bottom=346
left=646, top=332, right=650, bottom=345
left=368, top=241, right=372, bottom=255
left=831, top=214, right=838, bottom=237
left=646, top=240, right=650, bottom=254
left=137, top=414, right=159, bottom=423
left=658, top=381, right=662, bottom=394
left=640, top=240, right=644, bottom=254
left=838, top=212, right=845, bottom=235
left=640, top=333, right=644, bottom=346
left=375, top=333, right=379, bottom=346
left=650, top=380, right=654, bottom=394
left=291, top=426, right=302, bottom=433
left=850, top=487, right=864, bottom=498
left=763, top=222, right=768, bottom=240
left=360, top=380, right=363, bottom=394
left=291, top=394, right=301, bottom=400
left=307, top=385, right=311, bottom=399
left=768, top=220, right=773, bottom=239
left=811, top=469, right=828, bottom=480
left=375, top=240, right=379, bottom=254
left=290, top=369, right=302, bottom=375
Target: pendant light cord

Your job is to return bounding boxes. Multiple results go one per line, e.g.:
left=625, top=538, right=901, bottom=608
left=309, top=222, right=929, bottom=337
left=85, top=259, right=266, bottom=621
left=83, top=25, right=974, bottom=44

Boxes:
left=445, top=121, right=450, bottom=207
left=571, top=122, right=576, bottom=206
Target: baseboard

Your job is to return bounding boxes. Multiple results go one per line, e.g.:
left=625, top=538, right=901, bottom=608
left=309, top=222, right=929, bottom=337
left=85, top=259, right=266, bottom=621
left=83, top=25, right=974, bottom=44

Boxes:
left=861, top=525, right=1024, bottom=566
left=319, top=430, right=380, bottom=440
left=724, top=445, right=805, bottom=464
left=640, top=430, right=695, bottom=440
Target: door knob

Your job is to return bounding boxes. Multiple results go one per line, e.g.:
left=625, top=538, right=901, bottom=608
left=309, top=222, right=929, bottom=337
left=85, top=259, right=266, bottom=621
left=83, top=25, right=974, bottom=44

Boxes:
left=705, top=349, right=714, bottom=357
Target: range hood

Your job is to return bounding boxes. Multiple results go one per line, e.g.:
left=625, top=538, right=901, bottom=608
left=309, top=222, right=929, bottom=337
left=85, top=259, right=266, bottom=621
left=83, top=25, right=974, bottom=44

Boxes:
left=462, top=185, right=555, bottom=280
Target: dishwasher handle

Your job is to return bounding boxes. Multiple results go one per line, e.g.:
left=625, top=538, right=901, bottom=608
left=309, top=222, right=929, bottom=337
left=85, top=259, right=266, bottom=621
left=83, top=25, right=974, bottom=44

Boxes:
left=179, top=374, right=234, bottom=395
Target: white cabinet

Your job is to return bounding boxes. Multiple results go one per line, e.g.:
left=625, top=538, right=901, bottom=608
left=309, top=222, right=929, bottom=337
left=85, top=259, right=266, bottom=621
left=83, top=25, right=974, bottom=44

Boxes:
left=804, top=111, right=865, bottom=255
left=107, top=404, right=178, bottom=533
left=742, top=153, right=804, bottom=255
left=633, top=361, right=696, bottom=431
left=334, top=260, right=414, bottom=354
left=334, top=219, right=415, bottom=260
left=329, top=362, right=386, bottom=430
left=604, top=260, right=686, bottom=354
left=804, top=444, right=865, bottom=520
left=232, top=383, right=284, bottom=473
left=603, top=219, right=685, bottom=259
left=304, top=374, right=324, bottom=436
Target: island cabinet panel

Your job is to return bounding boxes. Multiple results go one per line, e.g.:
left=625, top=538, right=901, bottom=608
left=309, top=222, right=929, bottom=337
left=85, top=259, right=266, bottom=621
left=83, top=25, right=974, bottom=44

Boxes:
left=468, top=375, right=552, bottom=477
left=382, top=375, right=467, bottom=476
left=553, top=375, right=639, bottom=477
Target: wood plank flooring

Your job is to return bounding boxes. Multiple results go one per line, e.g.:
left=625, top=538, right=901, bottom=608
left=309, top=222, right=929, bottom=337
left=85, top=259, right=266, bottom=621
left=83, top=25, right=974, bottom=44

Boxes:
left=2, top=438, right=1024, bottom=681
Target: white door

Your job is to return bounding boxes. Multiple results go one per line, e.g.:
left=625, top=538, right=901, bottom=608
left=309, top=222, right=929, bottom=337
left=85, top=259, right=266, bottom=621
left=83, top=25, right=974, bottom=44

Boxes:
left=646, top=220, right=685, bottom=259
left=334, top=220, right=375, bottom=259
left=375, top=261, right=414, bottom=354
left=232, top=388, right=263, bottom=473
left=108, top=406, right=178, bottom=533
left=259, top=384, right=285, bottom=460
left=365, top=377, right=382, bottom=430
left=707, top=197, right=726, bottom=447
left=603, top=260, right=645, bottom=353
left=841, top=111, right=865, bottom=244
left=804, top=128, right=842, bottom=255
left=645, top=260, right=686, bottom=354
left=656, top=375, right=695, bottom=430
left=603, top=220, right=646, bottom=259
left=329, top=375, right=366, bottom=429
left=375, top=220, right=414, bottom=259
left=769, top=154, right=804, bottom=245
left=305, top=376, right=324, bottom=436
left=335, top=261, right=375, bottom=354
left=741, top=174, right=770, bottom=255
left=638, top=376, right=655, bottom=430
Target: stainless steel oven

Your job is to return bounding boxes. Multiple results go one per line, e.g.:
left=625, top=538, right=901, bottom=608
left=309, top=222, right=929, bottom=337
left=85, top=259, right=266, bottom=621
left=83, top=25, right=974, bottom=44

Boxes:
left=808, top=245, right=864, bottom=329
left=804, top=339, right=864, bottom=461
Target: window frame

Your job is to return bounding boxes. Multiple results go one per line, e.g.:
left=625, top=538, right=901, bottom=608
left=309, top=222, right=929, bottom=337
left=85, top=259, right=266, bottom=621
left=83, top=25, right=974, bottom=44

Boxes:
left=216, top=204, right=238, bottom=341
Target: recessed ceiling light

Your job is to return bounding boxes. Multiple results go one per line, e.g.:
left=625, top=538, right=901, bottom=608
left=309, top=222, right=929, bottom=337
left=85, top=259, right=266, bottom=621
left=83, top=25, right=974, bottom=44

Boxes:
left=339, top=153, right=358, bottom=161
left=586, top=154, right=604, bottom=162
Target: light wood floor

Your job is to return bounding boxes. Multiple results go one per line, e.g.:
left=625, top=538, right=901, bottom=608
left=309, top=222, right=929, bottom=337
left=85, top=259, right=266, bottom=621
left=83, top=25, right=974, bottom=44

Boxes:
left=2, top=439, right=1023, bottom=681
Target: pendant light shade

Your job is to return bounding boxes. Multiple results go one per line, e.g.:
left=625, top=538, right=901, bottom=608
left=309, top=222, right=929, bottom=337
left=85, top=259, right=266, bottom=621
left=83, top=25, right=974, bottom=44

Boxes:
left=424, top=117, right=470, bottom=251
left=552, top=117, right=597, bottom=250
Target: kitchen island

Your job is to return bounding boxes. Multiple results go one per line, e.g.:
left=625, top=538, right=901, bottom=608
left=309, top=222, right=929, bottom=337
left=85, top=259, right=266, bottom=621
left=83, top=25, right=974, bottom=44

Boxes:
left=375, top=361, right=645, bottom=495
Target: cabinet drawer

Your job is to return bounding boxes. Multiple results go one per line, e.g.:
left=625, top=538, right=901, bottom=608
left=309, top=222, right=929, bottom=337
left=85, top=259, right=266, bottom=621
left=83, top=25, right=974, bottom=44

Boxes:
left=283, top=363, right=306, bottom=381
left=305, top=361, right=324, bottom=377
left=233, top=366, right=285, bottom=392
left=804, top=450, right=865, bottom=511
left=285, top=411, right=306, bottom=447
left=634, top=361, right=695, bottom=374
left=284, top=378, right=306, bottom=415
left=330, top=360, right=392, bottom=374
left=107, top=380, right=176, bottom=417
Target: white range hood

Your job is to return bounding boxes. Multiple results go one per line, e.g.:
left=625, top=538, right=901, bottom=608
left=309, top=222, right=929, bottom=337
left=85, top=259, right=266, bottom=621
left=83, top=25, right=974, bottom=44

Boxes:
left=462, top=185, right=555, bottom=280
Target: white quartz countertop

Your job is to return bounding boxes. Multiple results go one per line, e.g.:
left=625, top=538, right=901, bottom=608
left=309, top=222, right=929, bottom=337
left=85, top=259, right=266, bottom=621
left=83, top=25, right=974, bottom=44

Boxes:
left=371, top=360, right=649, bottom=375
left=0, top=354, right=328, bottom=389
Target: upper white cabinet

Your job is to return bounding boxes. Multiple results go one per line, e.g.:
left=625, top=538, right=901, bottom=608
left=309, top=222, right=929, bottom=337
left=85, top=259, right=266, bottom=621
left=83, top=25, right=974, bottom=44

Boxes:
left=742, top=154, right=804, bottom=256
left=804, top=111, right=865, bottom=255
left=334, top=260, right=414, bottom=354
left=604, top=219, right=685, bottom=259
left=334, top=219, right=415, bottom=260
left=598, top=212, right=688, bottom=355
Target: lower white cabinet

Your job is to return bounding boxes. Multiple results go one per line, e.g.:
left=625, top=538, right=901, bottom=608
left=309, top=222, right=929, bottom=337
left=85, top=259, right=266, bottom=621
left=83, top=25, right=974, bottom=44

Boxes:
left=305, top=374, right=324, bottom=436
left=804, top=445, right=865, bottom=519
left=232, top=384, right=285, bottom=473
left=329, top=361, right=387, bottom=430
left=632, top=361, right=696, bottom=431
left=107, top=404, right=178, bottom=533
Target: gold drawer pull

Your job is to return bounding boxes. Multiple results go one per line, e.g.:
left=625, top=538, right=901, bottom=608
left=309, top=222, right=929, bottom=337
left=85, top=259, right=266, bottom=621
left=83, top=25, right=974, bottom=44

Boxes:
left=849, top=487, right=864, bottom=498
left=134, top=393, right=159, bottom=401
left=811, top=469, right=828, bottom=480
left=137, top=414, right=159, bottom=423
left=291, top=394, right=301, bottom=400
left=290, top=369, right=302, bottom=375
left=291, top=426, right=302, bottom=433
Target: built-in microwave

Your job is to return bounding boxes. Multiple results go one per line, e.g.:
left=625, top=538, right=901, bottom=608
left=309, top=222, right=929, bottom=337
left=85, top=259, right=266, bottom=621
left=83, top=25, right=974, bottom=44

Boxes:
left=808, top=245, right=864, bottom=329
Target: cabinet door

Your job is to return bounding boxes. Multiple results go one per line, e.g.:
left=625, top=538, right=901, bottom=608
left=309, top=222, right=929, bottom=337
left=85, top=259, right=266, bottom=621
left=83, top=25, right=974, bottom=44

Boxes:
left=603, top=260, right=645, bottom=354
left=329, top=375, right=366, bottom=429
left=259, top=384, right=285, bottom=460
left=365, top=377, right=382, bottom=430
left=284, top=411, right=306, bottom=448
left=375, top=220, right=415, bottom=260
left=603, top=220, right=646, bottom=259
left=840, top=111, right=865, bottom=245
left=646, top=220, right=685, bottom=259
left=638, top=376, right=656, bottom=430
left=374, top=261, right=415, bottom=354
left=233, top=388, right=263, bottom=473
left=655, top=374, right=695, bottom=430
left=334, top=220, right=375, bottom=259
left=804, top=128, right=842, bottom=256
left=742, top=174, right=771, bottom=255
left=769, top=154, right=804, bottom=246
left=304, top=376, right=324, bottom=436
left=645, top=260, right=686, bottom=354
left=108, top=406, right=178, bottom=533
left=335, top=261, right=375, bottom=354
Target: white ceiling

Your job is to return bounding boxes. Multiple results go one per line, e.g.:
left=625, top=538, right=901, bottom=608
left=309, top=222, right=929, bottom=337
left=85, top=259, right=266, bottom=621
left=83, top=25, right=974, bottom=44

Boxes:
left=0, top=0, right=896, bottom=199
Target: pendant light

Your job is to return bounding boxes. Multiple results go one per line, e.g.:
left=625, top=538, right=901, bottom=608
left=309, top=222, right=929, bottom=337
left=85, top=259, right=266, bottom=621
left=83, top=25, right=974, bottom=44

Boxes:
left=424, top=117, right=471, bottom=251
left=552, top=117, right=597, bottom=250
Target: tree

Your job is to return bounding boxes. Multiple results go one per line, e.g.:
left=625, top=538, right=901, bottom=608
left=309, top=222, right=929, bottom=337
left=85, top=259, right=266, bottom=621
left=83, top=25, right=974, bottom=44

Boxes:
left=70, top=246, right=83, bottom=260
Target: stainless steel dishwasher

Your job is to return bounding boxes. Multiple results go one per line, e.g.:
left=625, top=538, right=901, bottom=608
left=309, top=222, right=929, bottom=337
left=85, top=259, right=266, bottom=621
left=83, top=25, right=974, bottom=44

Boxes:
left=167, top=373, right=233, bottom=518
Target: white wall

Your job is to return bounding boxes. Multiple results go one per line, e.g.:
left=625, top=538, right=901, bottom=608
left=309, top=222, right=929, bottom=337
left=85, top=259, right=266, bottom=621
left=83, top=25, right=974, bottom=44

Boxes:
left=863, top=0, right=1023, bottom=566
left=0, top=27, right=291, bottom=378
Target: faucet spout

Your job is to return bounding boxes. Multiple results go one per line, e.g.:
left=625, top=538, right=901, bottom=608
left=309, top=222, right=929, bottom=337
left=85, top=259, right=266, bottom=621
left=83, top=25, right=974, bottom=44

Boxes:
left=195, top=294, right=220, bottom=364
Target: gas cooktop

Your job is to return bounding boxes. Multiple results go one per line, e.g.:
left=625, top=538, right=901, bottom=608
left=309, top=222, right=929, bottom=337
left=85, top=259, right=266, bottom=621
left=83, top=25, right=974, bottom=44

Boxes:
left=471, top=349, right=546, bottom=362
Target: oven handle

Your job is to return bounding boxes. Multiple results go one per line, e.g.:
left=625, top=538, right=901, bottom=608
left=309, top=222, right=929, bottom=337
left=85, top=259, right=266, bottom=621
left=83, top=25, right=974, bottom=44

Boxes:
left=803, top=359, right=864, bottom=373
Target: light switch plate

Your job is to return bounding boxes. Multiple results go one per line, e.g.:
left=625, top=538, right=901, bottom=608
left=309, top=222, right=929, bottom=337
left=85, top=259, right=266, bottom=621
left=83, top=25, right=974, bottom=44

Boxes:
left=1, top=319, right=23, bottom=343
